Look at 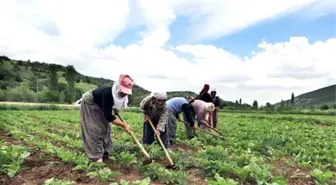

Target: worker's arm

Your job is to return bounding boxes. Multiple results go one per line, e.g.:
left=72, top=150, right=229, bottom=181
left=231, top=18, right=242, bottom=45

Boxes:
left=181, top=104, right=195, bottom=127
left=157, top=106, right=169, bottom=132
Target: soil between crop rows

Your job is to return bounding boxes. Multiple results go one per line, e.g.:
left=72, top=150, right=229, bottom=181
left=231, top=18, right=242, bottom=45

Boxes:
left=0, top=130, right=167, bottom=185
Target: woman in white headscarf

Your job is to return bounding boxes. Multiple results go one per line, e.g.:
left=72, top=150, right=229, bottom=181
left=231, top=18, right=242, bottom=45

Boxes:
left=139, top=92, right=170, bottom=148
left=191, top=99, right=215, bottom=128
left=79, top=74, right=134, bottom=162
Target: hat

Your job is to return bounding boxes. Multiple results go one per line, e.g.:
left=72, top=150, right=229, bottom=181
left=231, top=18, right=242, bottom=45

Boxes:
left=204, top=84, right=210, bottom=88
left=119, top=74, right=134, bottom=95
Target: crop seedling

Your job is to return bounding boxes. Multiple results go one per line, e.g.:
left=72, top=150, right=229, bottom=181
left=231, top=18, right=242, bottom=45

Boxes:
left=87, top=167, right=121, bottom=181
left=112, top=151, right=138, bottom=168
left=109, top=177, right=151, bottom=185
left=43, top=178, right=75, bottom=185
left=0, top=144, right=30, bottom=178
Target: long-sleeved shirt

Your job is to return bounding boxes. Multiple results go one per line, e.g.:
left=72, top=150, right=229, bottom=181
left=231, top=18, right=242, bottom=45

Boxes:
left=92, top=86, right=117, bottom=122
left=191, top=100, right=207, bottom=123
left=166, top=97, right=195, bottom=127
left=140, top=95, right=169, bottom=132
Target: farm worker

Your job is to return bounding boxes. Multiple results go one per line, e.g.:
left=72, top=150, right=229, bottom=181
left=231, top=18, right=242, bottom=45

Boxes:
left=140, top=92, right=170, bottom=148
left=79, top=74, right=134, bottom=162
left=166, top=97, right=196, bottom=145
left=210, top=89, right=220, bottom=128
left=191, top=100, right=215, bottom=128
left=196, top=84, right=212, bottom=103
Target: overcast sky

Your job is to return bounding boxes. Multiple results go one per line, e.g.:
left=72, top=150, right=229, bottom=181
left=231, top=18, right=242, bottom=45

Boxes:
left=0, top=0, right=335, bottom=106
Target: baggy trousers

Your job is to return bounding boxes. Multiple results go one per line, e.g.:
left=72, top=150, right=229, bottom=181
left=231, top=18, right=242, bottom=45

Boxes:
left=80, top=101, right=112, bottom=161
left=168, top=110, right=196, bottom=143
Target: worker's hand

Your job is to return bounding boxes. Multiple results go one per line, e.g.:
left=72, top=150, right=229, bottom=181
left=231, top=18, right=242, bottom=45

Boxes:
left=154, top=129, right=160, bottom=136
left=123, top=123, right=132, bottom=134
left=145, top=114, right=150, bottom=122
left=204, top=122, right=211, bottom=128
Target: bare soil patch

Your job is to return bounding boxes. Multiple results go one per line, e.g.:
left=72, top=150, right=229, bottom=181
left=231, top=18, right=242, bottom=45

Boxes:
left=270, top=157, right=314, bottom=185
left=0, top=130, right=165, bottom=185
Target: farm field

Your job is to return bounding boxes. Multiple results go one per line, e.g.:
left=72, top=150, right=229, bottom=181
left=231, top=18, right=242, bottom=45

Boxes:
left=0, top=110, right=335, bottom=185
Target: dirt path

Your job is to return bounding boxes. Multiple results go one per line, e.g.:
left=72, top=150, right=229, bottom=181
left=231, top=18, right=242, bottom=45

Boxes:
left=0, top=101, right=77, bottom=107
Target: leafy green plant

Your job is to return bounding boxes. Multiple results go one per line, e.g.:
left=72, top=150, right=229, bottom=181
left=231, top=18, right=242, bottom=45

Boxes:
left=0, top=144, right=30, bottom=177
left=44, top=178, right=74, bottom=185
left=73, top=161, right=106, bottom=172
left=208, top=173, right=239, bottom=185
left=112, top=151, right=137, bottom=168
left=87, top=167, right=120, bottom=181
left=311, top=169, right=334, bottom=184
left=110, top=177, right=151, bottom=185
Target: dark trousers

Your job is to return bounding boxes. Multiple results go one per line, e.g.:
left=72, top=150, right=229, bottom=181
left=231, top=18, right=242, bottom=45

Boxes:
left=182, top=113, right=196, bottom=139
left=142, top=120, right=170, bottom=148
left=212, top=110, right=218, bottom=128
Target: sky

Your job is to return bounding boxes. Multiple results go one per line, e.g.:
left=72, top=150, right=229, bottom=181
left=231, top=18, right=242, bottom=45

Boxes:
left=0, top=0, right=335, bottom=106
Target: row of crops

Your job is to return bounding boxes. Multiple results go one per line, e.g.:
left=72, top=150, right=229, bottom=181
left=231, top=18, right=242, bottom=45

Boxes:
left=0, top=110, right=335, bottom=185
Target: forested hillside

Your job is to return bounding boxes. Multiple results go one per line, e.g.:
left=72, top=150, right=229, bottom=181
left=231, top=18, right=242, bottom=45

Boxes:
left=274, top=85, right=336, bottom=109
left=0, top=56, right=200, bottom=106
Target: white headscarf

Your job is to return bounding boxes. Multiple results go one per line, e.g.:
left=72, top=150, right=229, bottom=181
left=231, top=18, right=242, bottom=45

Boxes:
left=151, top=92, right=167, bottom=100
left=204, top=102, right=215, bottom=112
left=112, top=81, right=128, bottom=110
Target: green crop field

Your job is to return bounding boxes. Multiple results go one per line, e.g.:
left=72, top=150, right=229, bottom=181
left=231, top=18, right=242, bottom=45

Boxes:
left=0, top=109, right=335, bottom=185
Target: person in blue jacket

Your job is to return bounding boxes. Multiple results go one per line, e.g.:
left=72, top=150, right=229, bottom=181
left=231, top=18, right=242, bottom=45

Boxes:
left=166, top=96, right=196, bottom=145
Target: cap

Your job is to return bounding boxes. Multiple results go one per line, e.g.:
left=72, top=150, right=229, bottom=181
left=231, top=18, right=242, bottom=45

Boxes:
left=119, top=74, right=134, bottom=95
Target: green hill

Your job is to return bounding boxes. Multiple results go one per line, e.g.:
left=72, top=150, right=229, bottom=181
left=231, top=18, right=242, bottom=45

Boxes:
left=274, top=84, right=336, bottom=108
left=0, top=56, right=199, bottom=106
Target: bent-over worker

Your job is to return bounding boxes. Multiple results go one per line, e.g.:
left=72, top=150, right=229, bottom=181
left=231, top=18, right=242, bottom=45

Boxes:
left=166, top=97, right=196, bottom=144
left=191, top=100, right=215, bottom=128
left=140, top=92, right=170, bottom=148
left=79, top=74, right=133, bottom=162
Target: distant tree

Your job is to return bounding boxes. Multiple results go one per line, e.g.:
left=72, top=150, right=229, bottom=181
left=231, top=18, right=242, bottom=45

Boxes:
left=266, top=102, right=271, bottom=108
left=48, top=66, right=58, bottom=91
left=239, top=98, right=242, bottom=105
left=291, top=92, right=295, bottom=106
left=252, top=100, right=258, bottom=109
left=320, top=104, right=329, bottom=110
left=14, top=73, right=23, bottom=82
left=0, top=55, right=10, bottom=61
left=59, top=91, right=66, bottom=103
left=65, top=65, right=77, bottom=103
left=280, top=100, right=284, bottom=107
left=0, top=89, right=5, bottom=101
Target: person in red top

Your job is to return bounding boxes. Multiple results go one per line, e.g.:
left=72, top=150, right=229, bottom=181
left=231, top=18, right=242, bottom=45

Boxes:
left=196, top=84, right=212, bottom=103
